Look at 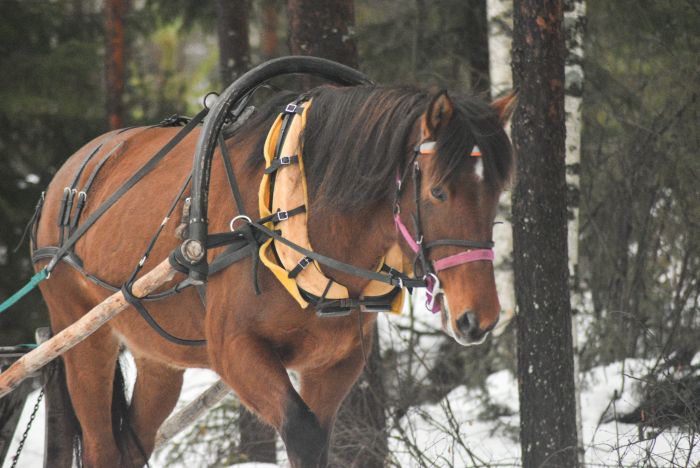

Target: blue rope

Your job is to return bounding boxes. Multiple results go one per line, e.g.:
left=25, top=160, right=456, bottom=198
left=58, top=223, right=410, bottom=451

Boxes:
left=0, top=268, right=48, bottom=314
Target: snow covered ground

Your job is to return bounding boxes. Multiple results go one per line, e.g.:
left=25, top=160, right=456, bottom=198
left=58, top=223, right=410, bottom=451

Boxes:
left=3, top=312, right=698, bottom=468
left=4, top=357, right=698, bottom=467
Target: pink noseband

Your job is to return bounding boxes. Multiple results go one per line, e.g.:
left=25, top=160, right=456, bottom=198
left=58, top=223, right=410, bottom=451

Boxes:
left=433, top=248, right=494, bottom=272
left=394, top=212, right=494, bottom=313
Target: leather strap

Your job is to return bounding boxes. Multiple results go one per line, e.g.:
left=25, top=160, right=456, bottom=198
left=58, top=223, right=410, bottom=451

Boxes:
left=264, top=155, right=299, bottom=174
left=45, top=108, right=208, bottom=273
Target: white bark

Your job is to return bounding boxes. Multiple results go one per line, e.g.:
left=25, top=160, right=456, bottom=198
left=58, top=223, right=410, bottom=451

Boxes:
left=487, top=0, right=513, bottom=97
left=486, top=0, right=515, bottom=336
left=565, top=0, right=586, bottom=464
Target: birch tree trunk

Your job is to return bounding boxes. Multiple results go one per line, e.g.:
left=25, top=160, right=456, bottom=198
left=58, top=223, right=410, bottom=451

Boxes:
left=565, top=0, right=587, bottom=464
left=486, top=0, right=515, bottom=336
left=512, top=0, right=579, bottom=466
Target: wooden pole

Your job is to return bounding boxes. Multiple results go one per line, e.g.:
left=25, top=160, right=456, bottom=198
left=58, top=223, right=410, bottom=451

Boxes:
left=154, top=379, right=231, bottom=449
left=0, top=259, right=176, bottom=398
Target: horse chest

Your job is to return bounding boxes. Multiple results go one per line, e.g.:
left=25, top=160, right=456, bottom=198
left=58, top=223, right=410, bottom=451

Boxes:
left=278, top=323, right=362, bottom=371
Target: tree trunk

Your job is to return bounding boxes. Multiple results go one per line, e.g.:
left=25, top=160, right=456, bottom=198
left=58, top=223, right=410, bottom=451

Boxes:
left=330, top=324, right=387, bottom=468
left=486, top=0, right=516, bottom=336
left=238, top=406, right=277, bottom=464
left=215, top=0, right=251, bottom=85
left=286, top=3, right=385, bottom=465
left=511, top=1, right=579, bottom=467
left=104, top=0, right=127, bottom=130
left=487, top=0, right=513, bottom=96
left=261, top=0, right=280, bottom=60
left=216, top=3, right=276, bottom=459
left=564, top=0, right=586, bottom=464
left=463, top=0, right=491, bottom=95
left=287, top=0, right=358, bottom=69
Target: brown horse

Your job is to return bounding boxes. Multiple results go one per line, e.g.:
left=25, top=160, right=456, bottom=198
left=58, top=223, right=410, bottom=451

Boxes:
left=33, top=85, right=514, bottom=467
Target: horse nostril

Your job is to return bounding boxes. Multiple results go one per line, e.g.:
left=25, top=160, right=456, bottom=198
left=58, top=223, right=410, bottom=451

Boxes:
left=456, top=311, right=479, bottom=338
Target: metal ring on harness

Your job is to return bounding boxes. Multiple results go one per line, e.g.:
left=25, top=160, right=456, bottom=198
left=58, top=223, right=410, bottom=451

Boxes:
left=424, top=272, right=443, bottom=313
left=229, top=215, right=252, bottom=232
left=203, top=92, right=219, bottom=110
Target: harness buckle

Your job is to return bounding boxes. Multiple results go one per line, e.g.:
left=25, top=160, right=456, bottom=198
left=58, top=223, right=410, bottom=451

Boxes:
left=288, top=256, right=312, bottom=279
left=280, top=156, right=292, bottom=165
left=285, top=103, right=298, bottom=113
left=276, top=210, right=289, bottom=222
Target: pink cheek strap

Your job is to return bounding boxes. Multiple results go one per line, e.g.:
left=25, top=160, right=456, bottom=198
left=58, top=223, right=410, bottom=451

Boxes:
left=394, top=212, right=420, bottom=253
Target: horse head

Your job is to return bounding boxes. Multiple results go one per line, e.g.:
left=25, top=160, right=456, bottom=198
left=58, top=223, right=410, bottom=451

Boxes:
left=395, top=90, right=515, bottom=346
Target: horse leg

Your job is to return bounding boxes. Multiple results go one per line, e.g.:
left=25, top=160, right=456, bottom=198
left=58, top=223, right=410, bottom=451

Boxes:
left=211, top=334, right=326, bottom=468
left=122, top=356, right=184, bottom=466
left=299, top=346, right=367, bottom=467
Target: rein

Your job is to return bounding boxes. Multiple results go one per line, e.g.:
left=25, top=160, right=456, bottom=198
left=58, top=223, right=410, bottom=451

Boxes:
left=393, top=140, right=495, bottom=313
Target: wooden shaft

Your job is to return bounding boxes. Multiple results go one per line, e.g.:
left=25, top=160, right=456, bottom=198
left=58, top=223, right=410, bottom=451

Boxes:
left=154, top=379, right=231, bottom=448
left=0, top=259, right=176, bottom=398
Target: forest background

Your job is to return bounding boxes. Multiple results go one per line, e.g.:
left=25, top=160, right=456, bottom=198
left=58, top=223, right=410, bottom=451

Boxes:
left=0, top=0, right=698, bottom=467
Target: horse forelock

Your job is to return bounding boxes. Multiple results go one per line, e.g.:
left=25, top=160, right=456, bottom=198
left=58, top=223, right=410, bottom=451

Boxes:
left=431, top=97, right=513, bottom=191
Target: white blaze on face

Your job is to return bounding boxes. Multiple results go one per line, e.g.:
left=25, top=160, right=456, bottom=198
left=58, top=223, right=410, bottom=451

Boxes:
left=473, top=157, right=484, bottom=181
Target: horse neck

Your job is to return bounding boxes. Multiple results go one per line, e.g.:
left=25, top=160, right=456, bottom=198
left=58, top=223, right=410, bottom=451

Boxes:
left=306, top=199, right=396, bottom=296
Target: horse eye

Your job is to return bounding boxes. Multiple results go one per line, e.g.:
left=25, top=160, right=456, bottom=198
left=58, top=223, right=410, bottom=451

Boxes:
left=430, top=187, right=447, bottom=202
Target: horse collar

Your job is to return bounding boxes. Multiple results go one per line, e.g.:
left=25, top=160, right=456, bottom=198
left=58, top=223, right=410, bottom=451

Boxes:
left=258, top=97, right=407, bottom=316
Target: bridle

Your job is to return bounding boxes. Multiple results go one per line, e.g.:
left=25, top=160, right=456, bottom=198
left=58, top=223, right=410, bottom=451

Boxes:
left=393, top=139, right=495, bottom=313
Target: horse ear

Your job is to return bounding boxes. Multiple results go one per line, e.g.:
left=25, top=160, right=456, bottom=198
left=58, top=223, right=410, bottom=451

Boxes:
left=422, top=90, right=454, bottom=139
left=491, top=90, right=518, bottom=125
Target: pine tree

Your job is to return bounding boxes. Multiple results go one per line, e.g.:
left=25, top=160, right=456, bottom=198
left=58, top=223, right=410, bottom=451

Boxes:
left=511, top=0, right=580, bottom=466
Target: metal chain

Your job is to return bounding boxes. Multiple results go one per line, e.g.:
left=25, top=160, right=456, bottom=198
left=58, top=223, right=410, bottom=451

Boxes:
left=10, top=389, right=44, bottom=468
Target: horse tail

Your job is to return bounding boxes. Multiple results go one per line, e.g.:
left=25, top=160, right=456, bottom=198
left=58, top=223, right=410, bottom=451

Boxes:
left=48, top=356, right=84, bottom=467
left=111, top=356, right=149, bottom=467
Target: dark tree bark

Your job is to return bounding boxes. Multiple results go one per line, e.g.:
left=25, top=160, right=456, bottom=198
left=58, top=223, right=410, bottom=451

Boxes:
left=462, top=0, right=491, bottom=96
left=330, top=325, right=387, bottom=468
left=511, top=1, right=579, bottom=467
left=215, top=0, right=251, bottom=85
left=261, top=0, right=280, bottom=59
left=238, top=407, right=277, bottom=464
left=105, top=0, right=127, bottom=130
left=215, top=2, right=273, bottom=460
left=287, top=0, right=358, bottom=69
left=287, top=5, right=385, bottom=464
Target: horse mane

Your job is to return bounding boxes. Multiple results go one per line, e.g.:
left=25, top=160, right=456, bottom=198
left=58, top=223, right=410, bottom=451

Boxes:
left=243, top=85, right=513, bottom=212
